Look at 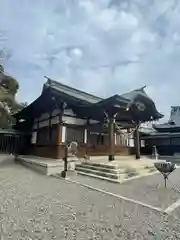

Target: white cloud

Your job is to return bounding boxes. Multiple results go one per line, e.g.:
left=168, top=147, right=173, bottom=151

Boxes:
left=0, top=0, right=180, bottom=120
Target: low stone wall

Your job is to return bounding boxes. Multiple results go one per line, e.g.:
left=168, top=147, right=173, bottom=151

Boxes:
left=16, top=156, right=64, bottom=176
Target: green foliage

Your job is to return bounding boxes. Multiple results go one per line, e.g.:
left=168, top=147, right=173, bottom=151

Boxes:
left=11, top=101, right=28, bottom=115
left=0, top=74, right=19, bottom=95
left=0, top=62, right=25, bottom=128
left=0, top=64, right=4, bottom=73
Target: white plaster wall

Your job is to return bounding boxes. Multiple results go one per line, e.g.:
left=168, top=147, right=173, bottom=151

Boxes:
left=89, top=119, right=99, bottom=124
left=61, top=126, right=66, bottom=143
left=84, top=129, right=87, bottom=143
left=39, top=119, right=49, bottom=128
left=31, top=132, right=37, bottom=144
left=32, top=108, right=61, bottom=129
left=129, top=138, right=134, bottom=147
left=32, top=123, right=38, bottom=130
left=51, top=116, right=59, bottom=125
left=64, top=108, right=76, bottom=116
left=52, top=109, right=60, bottom=116
left=62, top=116, right=86, bottom=126
left=39, top=113, right=50, bottom=121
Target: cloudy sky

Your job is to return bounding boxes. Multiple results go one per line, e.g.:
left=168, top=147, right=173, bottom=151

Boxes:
left=0, top=0, right=180, bottom=120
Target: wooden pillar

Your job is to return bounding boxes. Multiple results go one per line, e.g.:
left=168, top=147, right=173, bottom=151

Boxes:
left=57, top=124, right=62, bottom=144
left=55, top=111, right=63, bottom=158
left=36, top=119, right=39, bottom=143
left=85, top=118, right=89, bottom=155
left=134, top=127, right=140, bottom=159
left=49, top=113, right=52, bottom=144
left=108, top=118, right=115, bottom=161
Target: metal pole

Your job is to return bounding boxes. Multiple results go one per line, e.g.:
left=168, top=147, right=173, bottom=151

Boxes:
left=61, top=145, right=68, bottom=178
left=108, top=118, right=115, bottom=161
left=64, top=145, right=68, bottom=172
left=134, top=127, right=140, bottom=159
left=164, top=175, right=167, bottom=188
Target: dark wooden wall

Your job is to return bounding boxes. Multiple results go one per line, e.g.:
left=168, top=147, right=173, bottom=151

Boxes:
left=141, top=136, right=180, bottom=156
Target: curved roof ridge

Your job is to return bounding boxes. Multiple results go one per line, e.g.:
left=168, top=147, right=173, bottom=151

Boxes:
left=44, top=76, right=103, bottom=102
left=120, top=85, right=148, bottom=101
left=135, top=85, right=146, bottom=91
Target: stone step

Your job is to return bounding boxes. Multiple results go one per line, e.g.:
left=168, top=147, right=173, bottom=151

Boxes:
left=76, top=171, right=125, bottom=183
left=76, top=163, right=125, bottom=174
left=75, top=166, right=121, bottom=180
left=79, top=162, right=120, bottom=170
left=75, top=161, right=157, bottom=183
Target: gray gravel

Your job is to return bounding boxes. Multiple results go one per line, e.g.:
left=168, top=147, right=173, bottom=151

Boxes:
left=0, top=156, right=180, bottom=239
left=171, top=206, right=180, bottom=219
left=69, top=168, right=180, bottom=210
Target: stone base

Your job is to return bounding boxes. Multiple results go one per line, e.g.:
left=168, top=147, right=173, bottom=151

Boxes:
left=60, top=170, right=77, bottom=178
left=108, top=154, right=115, bottom=161
left=66, top=170, right=78, bottom=177
left=67, top=155, right=81, bottom=171
left=16, top=156, right=64, bottom=176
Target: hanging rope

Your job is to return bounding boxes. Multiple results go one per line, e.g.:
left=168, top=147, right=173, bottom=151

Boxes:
left=103, top=111, right=140, bottom=138
left=114, top=121, right=139, bottom=137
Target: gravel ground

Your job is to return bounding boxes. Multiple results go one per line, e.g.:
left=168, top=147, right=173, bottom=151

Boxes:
left=0, top=155, right=180, bottom=239
left=171, top=206, right=180, bottom=219
left=69, top=168, right=180, bottom=210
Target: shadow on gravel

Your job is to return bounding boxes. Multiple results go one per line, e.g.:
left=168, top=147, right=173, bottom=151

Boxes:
left=0, top=154, right=15, bottom=167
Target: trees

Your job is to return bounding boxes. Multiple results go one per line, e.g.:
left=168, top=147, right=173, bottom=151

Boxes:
left=0, top=62, right=25, bottom=128
left=0, top=30, right=25, bottom=128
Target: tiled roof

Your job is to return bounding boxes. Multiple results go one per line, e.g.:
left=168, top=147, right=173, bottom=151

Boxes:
left=45, top=78, right=155, bottom=107
left=120, top=86, right=150, bottom=101
left=153, top=123, right=177, bottom=129
left=13, top=77, right=163, bottom=121
left=44, top=77, right=102, bottom=104
left=153, top=122, right=180, bottom=132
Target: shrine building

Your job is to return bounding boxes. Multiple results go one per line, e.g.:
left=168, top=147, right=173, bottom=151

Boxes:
left=13, top=77, right=163, bottom=161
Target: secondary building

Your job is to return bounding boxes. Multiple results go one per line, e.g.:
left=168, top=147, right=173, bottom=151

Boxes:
left=141, top=106, right=180, bottom=155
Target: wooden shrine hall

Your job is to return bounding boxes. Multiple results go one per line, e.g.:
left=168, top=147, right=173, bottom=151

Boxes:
left=13, top=77, right=163, bottom=161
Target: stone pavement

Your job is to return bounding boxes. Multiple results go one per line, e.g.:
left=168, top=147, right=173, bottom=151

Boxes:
left=0, top=154, right=180, bottom=239
left=68, top=168, right=180, bottom=211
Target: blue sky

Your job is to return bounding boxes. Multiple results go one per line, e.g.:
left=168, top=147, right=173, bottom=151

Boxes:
left=0, top=0, right=180, bottom=120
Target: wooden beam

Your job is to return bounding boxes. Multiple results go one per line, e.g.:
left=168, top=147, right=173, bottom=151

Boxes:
left=85, top=118, right=90, bottom=155
left=36, top=119, right=39, bottom=145
left=49, top=112, right=52, bottom=144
